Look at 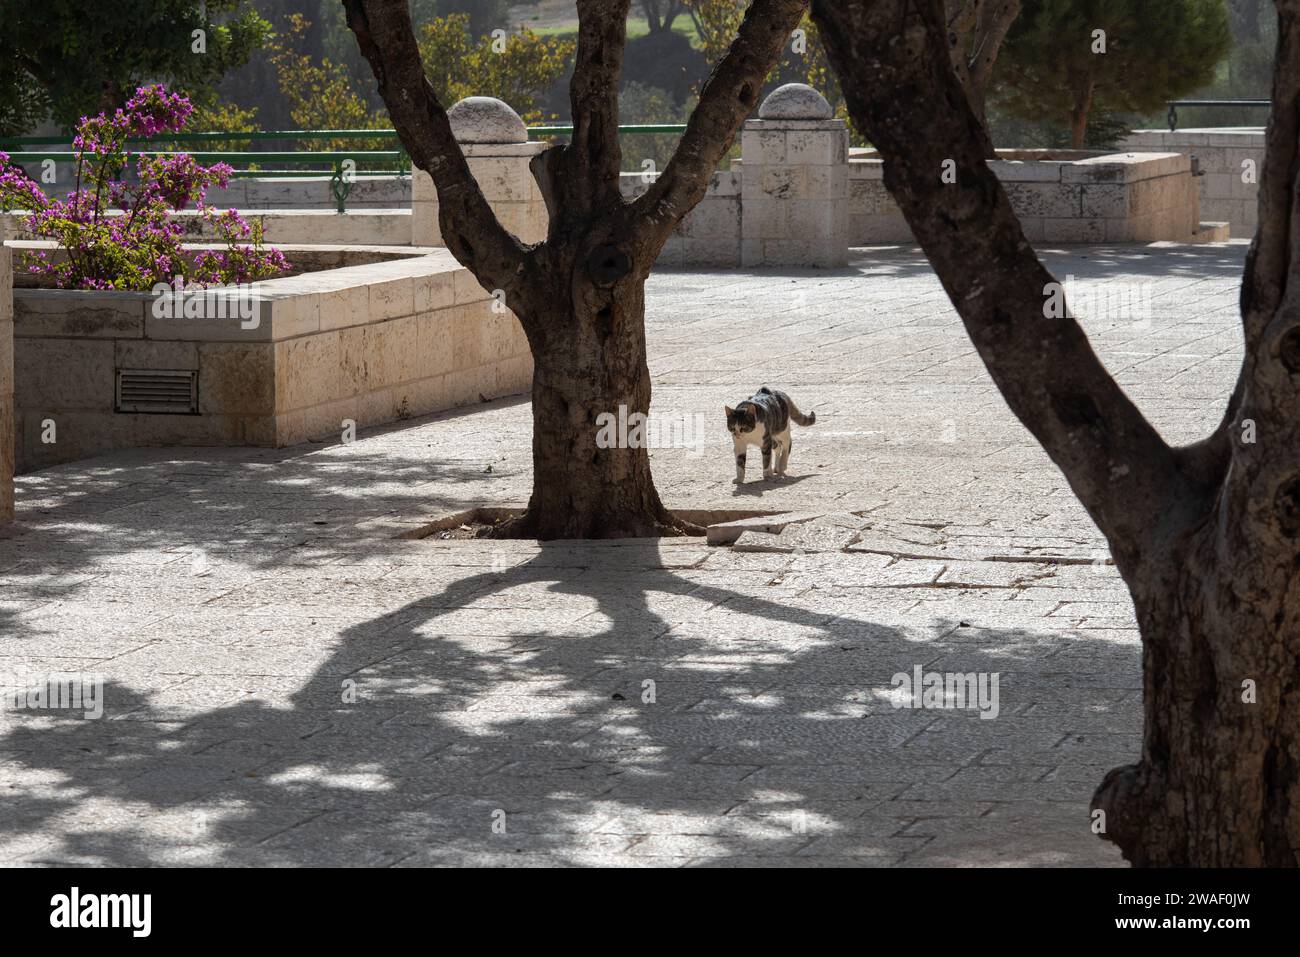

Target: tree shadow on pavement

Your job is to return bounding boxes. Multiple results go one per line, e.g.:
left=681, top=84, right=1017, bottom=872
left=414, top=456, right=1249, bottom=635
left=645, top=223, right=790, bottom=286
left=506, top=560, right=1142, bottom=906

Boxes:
left=0, top=539, right=1136, bottom=867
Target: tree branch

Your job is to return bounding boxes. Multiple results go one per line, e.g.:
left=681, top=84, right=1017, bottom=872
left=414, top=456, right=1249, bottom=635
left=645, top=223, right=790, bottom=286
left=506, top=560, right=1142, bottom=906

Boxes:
left=563, top=0, right=631, bottom=216
left=967, top=0, right=1018, bottom=104
left=1241, top=0, right=1300, bottom=352
left=944, top=0, right=1017, bottom=132
left=1213, top=0, right=1300, bottom=543
left=629, top=0, right=809, bottom=250
left=945, top=0, right=981, bottom=91
left=811, top=0, right=1184, bottom=564
left=343, top=0, right=526, bottom=293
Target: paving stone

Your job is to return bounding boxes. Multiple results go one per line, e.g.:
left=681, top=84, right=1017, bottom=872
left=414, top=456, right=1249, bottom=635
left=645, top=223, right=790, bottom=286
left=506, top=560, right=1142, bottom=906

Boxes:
left=0, top=243, right=1247, bottom=866
left=731, top=530, right=794, bottom=553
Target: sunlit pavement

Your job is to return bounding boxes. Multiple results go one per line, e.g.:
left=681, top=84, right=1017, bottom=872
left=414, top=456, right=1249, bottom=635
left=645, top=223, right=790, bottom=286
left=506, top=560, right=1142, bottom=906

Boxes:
left=0, top=242, right=1246, bottom=866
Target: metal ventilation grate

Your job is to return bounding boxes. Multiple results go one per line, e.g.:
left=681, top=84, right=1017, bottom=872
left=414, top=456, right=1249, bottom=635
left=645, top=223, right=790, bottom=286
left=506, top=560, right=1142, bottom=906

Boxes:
left=115, top=369, right=199, bottom=415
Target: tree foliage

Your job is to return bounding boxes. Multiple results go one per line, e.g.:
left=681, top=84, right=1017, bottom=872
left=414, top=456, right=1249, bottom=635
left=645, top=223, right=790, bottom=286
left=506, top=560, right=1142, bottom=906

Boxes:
left=269, top=13, right=389, bottom=148
left=0, top=0, right=271, bottom=134
left=417, top=14, right=576, bottom=123
left=686, top=0, right=843, bottom=118
left=996, top=0, right=1232, bottom=146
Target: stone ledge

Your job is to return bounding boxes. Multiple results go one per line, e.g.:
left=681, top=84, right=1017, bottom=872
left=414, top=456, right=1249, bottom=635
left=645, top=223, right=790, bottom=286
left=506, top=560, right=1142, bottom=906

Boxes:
left=10, top=245, right=532, bottom=471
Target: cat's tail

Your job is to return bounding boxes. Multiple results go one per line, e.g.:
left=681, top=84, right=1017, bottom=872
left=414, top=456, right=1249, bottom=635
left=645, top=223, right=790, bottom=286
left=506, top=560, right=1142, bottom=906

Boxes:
left=786, top=396, right=816, bottom=427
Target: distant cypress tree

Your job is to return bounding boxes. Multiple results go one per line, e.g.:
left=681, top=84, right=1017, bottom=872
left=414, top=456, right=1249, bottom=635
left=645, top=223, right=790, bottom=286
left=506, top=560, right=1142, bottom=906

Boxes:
left=996, top=0, right=1232, bottom=147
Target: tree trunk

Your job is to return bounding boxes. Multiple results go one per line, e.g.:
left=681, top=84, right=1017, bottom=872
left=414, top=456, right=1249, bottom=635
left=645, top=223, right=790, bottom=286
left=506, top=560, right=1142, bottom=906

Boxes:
left=812, top=0, right=1300, bottom=866
left=944, top=0, right=1020, bottom=156
left=1093, top=515, right=1300, bottom=865
left=511, top=276, right=681, bottom=539
left=346, top=0, right=809, bottom=539
left=1068, top=79, right=1093, bottom=148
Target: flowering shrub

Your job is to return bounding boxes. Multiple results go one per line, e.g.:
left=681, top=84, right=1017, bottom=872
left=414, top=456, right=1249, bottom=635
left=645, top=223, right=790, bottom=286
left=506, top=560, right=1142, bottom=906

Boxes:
left=0, top=153, right=46, bottom=214
left=0, top=85, right=288, bottom=290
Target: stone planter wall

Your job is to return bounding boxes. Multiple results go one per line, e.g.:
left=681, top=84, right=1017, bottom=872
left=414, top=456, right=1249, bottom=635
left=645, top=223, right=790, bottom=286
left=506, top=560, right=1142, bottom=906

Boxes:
left=12, top=249, right=531, bottom=472
left=849, top=150, right=1203, bottom=244
left=1119, top=129, right=1263, bottom=236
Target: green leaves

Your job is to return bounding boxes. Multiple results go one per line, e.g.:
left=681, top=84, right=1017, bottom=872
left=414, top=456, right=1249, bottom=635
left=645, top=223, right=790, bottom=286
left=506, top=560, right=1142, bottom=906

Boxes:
left=995, top=0, right=1232, bottom=146
left=0, top=0, right=272, bottom=134
left=417, top=14, right=576, bottom=124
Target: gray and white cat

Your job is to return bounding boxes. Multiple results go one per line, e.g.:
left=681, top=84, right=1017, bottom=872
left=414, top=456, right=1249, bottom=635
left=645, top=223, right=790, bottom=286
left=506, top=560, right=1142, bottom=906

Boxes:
left=725, top=386, right=816, bottom=483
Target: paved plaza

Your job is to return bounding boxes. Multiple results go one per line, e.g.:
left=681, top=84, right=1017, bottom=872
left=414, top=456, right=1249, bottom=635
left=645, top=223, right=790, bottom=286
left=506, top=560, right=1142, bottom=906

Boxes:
left=0, top=242, right=1247, bottom=866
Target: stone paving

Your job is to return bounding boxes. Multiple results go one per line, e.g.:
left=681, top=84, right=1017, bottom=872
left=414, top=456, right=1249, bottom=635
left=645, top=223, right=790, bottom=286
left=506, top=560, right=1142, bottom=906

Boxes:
left=0, top=241, right=1247, bottom=866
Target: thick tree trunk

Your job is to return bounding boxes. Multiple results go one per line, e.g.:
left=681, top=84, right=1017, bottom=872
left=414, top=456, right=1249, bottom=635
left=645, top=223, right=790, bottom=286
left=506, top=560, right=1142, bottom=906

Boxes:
left=347, top=0, right=809, bottom=539
left=1094, top=517, right=1300, bottom=866
left=511, top=277, right=682, bottom=539
left=813, top=0, right=1300, bottom=866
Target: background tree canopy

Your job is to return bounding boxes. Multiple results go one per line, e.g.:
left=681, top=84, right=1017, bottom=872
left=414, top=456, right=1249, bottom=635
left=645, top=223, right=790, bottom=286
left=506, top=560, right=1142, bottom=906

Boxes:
left=0, top=0, right=271, bottom=135
left=995, top=0, right=1232, bottom=147
left=0, top=1, right=1260, bottom=153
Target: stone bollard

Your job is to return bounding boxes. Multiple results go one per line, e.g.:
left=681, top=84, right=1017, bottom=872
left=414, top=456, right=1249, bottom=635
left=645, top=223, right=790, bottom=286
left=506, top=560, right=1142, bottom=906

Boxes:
left=1, top=221, right=12, bottom=523
left=411, top=97, right=549, bottom=247
left=740, top=83, right=849, bottom=267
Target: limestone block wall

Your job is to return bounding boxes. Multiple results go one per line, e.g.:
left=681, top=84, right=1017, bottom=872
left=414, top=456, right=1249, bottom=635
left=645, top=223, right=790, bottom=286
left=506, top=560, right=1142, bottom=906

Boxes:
left=205, top=209, right=412, bottom=246
left=412, top=142, right=549, bottom=247
left=42, top=174, right=413, bottom=211
left=1, top=238, right=12, bottom=520
left=849, top=151, right=1200, bottom=244
left=1120, top=129, right=1262, bottom=236
left=7, top=209, right=413, bottom=249
left=619, top=171, right=742, bottom=266
left=739, top=118, right=850, bottom=267
left=12, top=250, right=532, bottom=471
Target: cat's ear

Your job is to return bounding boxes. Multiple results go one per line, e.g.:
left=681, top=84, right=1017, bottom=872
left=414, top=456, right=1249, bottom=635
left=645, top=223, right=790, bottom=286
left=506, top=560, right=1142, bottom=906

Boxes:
left=724, top=405, right=734, bottom=417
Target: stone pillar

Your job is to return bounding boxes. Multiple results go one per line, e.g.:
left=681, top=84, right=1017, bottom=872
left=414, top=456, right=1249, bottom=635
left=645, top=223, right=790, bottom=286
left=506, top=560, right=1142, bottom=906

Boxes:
left=1, top=223, right=13, bottom=522
left=740, top=83, right=849, bottom=267
left=411, top=97, right=549, bottom=247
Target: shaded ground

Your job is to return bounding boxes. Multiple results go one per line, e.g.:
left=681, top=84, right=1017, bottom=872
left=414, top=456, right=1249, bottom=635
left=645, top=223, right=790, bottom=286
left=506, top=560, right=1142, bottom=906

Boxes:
left=0, top=242, right=1246, bottom=866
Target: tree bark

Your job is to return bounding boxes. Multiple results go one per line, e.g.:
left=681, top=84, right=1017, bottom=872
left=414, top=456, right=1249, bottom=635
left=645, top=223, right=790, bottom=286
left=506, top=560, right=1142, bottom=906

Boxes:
left=641, top=0, right=686, bottom=33
left=346, top=0, right=809, bottom=538
left=1068, top=76, right=1094, bottom=149
left=513, top=272, right=677, bottom=538
left=813, top=0, right=1300, bottom=866
left=945, top=0, right=1020, bottom=146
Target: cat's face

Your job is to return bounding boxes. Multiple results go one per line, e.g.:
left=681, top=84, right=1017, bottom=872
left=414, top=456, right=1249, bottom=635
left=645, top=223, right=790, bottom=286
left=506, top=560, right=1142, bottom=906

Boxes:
left=725, top=405, right=757, bottom=438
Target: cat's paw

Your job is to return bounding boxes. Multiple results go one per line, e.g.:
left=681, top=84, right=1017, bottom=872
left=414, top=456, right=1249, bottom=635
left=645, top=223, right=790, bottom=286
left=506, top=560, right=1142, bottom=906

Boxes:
left=733, top=476, right=745, bottom=485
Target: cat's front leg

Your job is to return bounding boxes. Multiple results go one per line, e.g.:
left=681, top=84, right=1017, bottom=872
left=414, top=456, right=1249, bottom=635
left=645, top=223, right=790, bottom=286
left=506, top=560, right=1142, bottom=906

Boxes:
left=734, top=451, right=746, bottom=484
left=761, top=439, right=773, bottom=479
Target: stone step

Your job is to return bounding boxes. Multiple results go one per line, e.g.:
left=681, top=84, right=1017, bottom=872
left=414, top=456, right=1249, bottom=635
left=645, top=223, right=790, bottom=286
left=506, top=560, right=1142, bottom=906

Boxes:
left=1190, top=221, right=1231, bottom=243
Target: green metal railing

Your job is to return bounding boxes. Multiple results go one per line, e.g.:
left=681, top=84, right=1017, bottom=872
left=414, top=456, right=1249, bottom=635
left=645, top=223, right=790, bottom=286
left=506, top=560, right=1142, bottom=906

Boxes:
left=1166, top=99, right=1270, bottom=131
left=0, top=124, right=689, bottom=212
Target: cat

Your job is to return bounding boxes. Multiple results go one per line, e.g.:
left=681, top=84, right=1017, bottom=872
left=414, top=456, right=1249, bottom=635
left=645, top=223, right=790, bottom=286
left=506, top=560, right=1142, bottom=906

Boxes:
left=725, top=386, right=816, bottom=484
